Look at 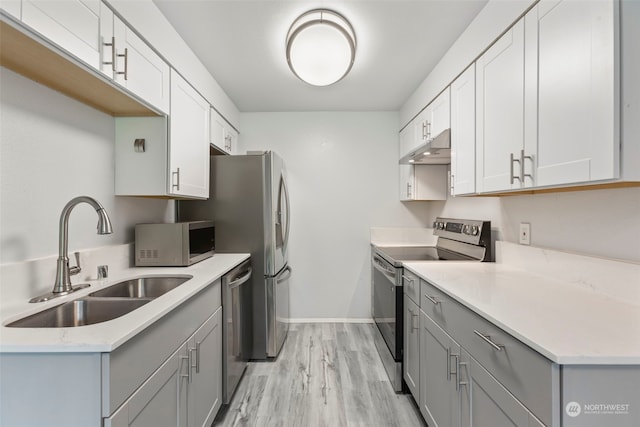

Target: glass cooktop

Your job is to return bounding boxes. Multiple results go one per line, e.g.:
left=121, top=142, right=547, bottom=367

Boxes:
left=375, top=246, right=475, bottom=267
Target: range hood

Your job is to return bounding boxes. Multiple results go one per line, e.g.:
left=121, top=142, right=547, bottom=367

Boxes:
left=399, top=128, right=451, bottom=165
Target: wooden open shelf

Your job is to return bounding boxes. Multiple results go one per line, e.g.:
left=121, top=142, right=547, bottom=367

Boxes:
left=0, top=18, right=160, bottom=117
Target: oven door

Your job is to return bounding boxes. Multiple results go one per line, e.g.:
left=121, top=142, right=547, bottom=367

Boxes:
left=372, top=253, right=402, bottom=360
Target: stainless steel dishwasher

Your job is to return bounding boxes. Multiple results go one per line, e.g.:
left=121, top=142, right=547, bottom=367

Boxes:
left=221, top=259, right=252, bottom=404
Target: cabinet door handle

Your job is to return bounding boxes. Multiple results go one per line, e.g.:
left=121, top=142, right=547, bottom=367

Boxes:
left=520, top=149, right=533, bottom=183
left=458, top=360, right=468, bottom=390
left=509, top=153, right=521, bottom=185
left=172, top=168, right=180, bottom=191
left=407, top=182, right=412, bottom=198
left=402, top=275, right=414, bottom=284
left=424, top=293, right=440, bottom=305
left=411, top=311, right=419, bottom=331
left=422, top=122, right=427, bottom=140
left=450, top=352, right=460, bottom=388
left=450, top=173, right=455, bottom=196
left=117, top=47, right=128, bottom=81
left=195, top=341, right=201, bottom=373
left=103, top=36, right=116, bottom=71
left=474, top=330, right=505, bottom=351
left=181, top=347, right=194, bottom=383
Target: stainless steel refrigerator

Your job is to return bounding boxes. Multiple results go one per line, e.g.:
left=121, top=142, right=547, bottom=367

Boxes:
left=178, top=151, right=291, bottom=360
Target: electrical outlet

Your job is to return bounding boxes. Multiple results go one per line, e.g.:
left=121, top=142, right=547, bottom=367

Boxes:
left=519, top=223, right=531, bottom=245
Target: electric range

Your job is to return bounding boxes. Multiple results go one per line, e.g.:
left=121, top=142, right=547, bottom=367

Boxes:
left=371, top=217, right=492, bottom=392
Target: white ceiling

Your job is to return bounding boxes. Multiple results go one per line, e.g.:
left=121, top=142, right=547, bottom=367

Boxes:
left=152, top=0, right=488, bottom=112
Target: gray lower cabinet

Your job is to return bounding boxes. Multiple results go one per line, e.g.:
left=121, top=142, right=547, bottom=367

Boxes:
left=0, top=278, right=224, bottom=426
left=105, top=307, right=222, bottom=427
left=419, top=311, right=460, bottom=427
left=403, top=294, right=420, bottom=398
left=418, top=278, right=551, bottom=427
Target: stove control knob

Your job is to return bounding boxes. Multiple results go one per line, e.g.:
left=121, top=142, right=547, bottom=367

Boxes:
left=463, top=225, right=470, bottom=234
left=432, top=221, right=437, bottom=229
left=471, top=225, right=479, bottom=236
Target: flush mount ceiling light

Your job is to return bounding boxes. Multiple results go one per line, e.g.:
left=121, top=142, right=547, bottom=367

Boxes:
left=286, top=9, right=356, bottom=86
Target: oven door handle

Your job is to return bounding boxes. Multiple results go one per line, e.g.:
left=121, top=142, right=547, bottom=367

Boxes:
left=373, top=255, right=396, bottom=283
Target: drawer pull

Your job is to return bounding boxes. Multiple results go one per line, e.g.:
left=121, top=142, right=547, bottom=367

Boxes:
left=402, top=275, right=415, bottom=283
left=474, top=330, right=505, bottom=351
left=424, top=294, right=440, bottom=305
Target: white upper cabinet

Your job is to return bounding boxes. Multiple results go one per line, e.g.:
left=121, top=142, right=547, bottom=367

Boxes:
left=400, top=164, right=448, bottom=202
left=98, top=10, right=171, bottom=114
left=400, top=88, right=451, bottom=157
left=475, top=19, right=527, bottom=193
left=450, top=64, right=476, bottom=196
left=17, top=0, right=169, bottom=114
left=115, top=71, right=210, bottom=199
left=429, top=88, right=451, bottom=139
left=525, top=0, right=618, bottom=187
left=169, top=70, right=210, bottom=199
left=210, top=108, right=239, bottom=155
left=112, top=15, right=170, bottom=114
left=21, top=0, right=102, bottom=69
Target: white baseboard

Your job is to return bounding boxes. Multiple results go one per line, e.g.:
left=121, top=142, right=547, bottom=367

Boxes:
left=288, top=318, right=374, bottom=324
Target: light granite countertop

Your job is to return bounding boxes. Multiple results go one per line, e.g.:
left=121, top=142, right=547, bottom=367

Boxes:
left=0, top=253, right=250, bottom=353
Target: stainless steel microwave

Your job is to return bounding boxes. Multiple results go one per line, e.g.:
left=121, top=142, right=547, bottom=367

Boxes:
left=135, top=221, right=215, bottom=266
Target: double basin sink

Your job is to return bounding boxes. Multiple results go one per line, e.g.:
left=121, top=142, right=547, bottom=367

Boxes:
left=7, top=276, right=192, bottom=328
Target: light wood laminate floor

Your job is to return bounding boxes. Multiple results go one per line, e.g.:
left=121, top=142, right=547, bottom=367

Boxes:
left=214, top=323, right=426, bottom=427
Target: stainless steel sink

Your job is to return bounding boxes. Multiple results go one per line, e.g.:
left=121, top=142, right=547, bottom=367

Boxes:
left=89, top=276, right=192, bottom=298
left=6, top=298, right=151, bottom=328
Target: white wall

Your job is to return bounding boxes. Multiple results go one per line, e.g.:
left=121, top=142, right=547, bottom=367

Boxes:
left=428, top=187, right=640, bottom=262
left=0, top=68, right=173, bottom=265
left=240, top=112, right=431, bottom=320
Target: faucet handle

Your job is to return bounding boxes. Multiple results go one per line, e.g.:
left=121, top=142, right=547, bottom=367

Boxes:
left=69, top=251, right=82, bottom=276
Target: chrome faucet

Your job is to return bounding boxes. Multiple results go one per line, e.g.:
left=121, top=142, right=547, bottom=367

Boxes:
left=30, top=196, right=113, bottom=303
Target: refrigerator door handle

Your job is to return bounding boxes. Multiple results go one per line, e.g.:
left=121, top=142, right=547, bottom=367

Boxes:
left=280, top=174, right=291, bottom=255
left=276, top=265, right=292, bottom=283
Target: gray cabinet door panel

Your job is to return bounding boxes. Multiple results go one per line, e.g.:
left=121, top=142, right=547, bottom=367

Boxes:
left=189, top=307, right=222, bottom=427
left=420, top=311, right=460, bottom=427
left=105, top=343, right=185, bottom=427
left=461, top=349, right=530, bottom=427
left=404, top=294, right=420, bottom=399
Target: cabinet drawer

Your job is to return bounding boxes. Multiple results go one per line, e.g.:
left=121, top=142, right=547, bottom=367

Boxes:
left=452, top=298, right=556, bottom=426
left=420, top=279, right=459, bottom=333
left=402, top=269, right=420, bottom=305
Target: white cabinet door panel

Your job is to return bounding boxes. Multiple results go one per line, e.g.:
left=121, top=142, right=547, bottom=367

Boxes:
left=530, top=0, right=618, bottom=186
left=22, top=0, right=101, bottom=69
left=169, top=70, right=210, bottom=199
left=430, top=88, right=450, bottom=138
left=450, top=64, right=476, bottom=195
left=114, top=16, right=170, bottom=114
left=476, top=19, right=525, bottom=193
